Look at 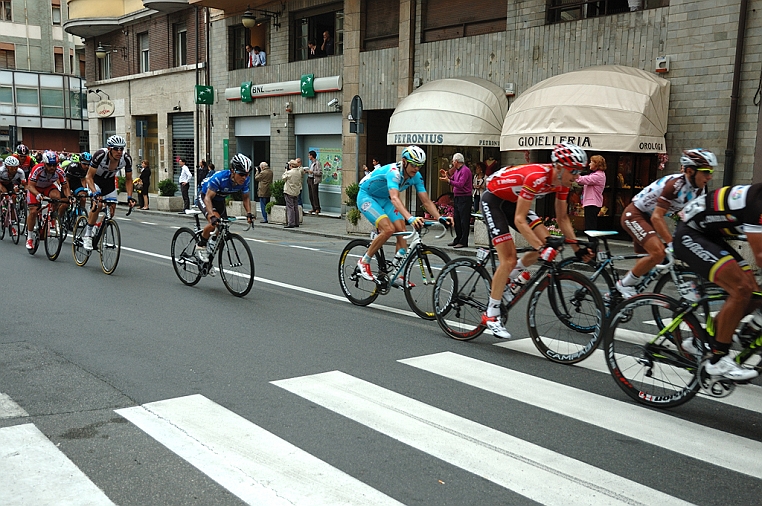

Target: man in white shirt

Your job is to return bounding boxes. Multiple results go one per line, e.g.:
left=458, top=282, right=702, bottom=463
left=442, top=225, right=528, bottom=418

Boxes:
left=245, top=44, right=255, bottom=68
left=178, top=157, right=192, bottom=211
left=253, top=46, right=266, bottom=66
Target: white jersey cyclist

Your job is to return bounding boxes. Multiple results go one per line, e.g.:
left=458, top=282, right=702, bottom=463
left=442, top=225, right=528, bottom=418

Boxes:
left=631, top=173, right=702, bottom=217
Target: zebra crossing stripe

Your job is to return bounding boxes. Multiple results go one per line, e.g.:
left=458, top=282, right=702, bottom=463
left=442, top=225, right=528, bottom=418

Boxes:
left=0, top=393, right=28, bottom=419
left=273, top=371, right=691, bottom=506
left=115, top=394, right=401, bottom=506
left=0, top=423, right=114, bottom=505
left=493, top=338, right=762, bottom=413
left=399, top=351, right=762, bottom=480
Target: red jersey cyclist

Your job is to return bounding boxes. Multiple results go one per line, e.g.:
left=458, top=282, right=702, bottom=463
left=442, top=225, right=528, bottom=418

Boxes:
left=26, top=150, right=71, bottom=250
left=479, top=142, right=591, bottom=339
left=14, top=144, right=35, bottom=178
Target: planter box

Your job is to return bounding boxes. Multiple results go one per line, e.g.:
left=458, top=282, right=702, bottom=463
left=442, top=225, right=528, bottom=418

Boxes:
left=156, top=195, right=184, bottom=212
left=474, top=218, right=531, bottom=248
left=268, top=205, right=302, bottom=225
left=346, top=216, right=376, bottom=235
left=226, top=201, right=256, bottom=219
left=117, top=192, right=128, bottom=204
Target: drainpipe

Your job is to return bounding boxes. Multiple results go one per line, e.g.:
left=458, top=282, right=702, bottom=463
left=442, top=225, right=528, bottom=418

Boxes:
left=724, top=0, right=749, bottom=186
left=195, top=6, right=200, bottom=202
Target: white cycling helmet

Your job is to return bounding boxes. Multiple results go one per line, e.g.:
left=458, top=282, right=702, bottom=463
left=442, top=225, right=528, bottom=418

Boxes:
left=107, top=135, right=127, bottom=148
left=680, top=149, right=718, bottom=169
left=550, top=142, right=588, bottom=170
left=401, top=145, right=426, bottom=167
left=3, top=155, right=19, bottom=167
left=230, top=153, right=252, bottom=175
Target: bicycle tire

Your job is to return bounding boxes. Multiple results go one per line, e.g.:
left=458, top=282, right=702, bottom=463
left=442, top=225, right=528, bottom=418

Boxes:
left=72, top=216, right=91, bottom=266
left=16, top=200, right=27, bottom=235
left=0, top=208, right=5, bottom=240
left=29, top=215, right=42, bottom=255
left=652, top=268, right=717, bottom=323
left=338, top=239, right=382, bottom=306
left=557, top=257, right=617, bottom=317
left=527, top=270, right=606, bottom=364
left=403, top=246, right=450, bottom=320
left=218, top=233, right=255, bottom=297
left=171, top=227, right=203, bottom=286
left=433, top=258, right=492, bottom=341
left=604, top=293, right=704, bottom=408
left=9, top=206, right=19, bottom=244
left=44, top=216, right=64, bottom=261
left=99, top=220, right=121, bottom=274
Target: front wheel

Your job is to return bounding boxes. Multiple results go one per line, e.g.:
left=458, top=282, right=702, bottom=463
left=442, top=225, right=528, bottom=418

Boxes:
left=28, top=215, right=42, bottom=255
left=338, top=239, right=382, bottom=306
left=44, top=215, right=64, bottom=261
left=72, top=216, right=91, bottom=266
left=218, top=233, right=255, bottom=297
left=171, top=227, right=203, bottom=286
left=99, top=220, right=121, bottom=274
left=403, top=246, right=450, bottom=320
left=9, top=206, right=19, bottom=244
left=527, top=270, right=606, bottom=364
left=433, top=258, right=492, bottom=341
left=16, top=200, right=27, bottom=235
left=604, top=294, right=704, bottom=408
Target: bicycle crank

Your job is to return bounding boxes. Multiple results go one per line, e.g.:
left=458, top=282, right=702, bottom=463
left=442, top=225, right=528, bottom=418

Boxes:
left=698, top=361, right=736, bottom=398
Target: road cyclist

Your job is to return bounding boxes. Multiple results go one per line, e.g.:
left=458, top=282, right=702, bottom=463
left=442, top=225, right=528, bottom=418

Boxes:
left=477, top=142, right=592, bottom=339
left=616, top=148, right=715, bottom=299
left=354, top=145, right=453, bottom=288
left=14, top=143, right=35, bottom=178
left=25, top=150, right=71, bottom=251
left=61, top=153, right=90, bottom=231
left=81, top=135, right=135, bottom=251
left=0, top=155, right=25, bottom=242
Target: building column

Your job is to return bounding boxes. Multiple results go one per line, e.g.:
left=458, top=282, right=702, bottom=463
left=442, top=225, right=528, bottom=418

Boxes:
left=341, top=0, right=363, bottom=189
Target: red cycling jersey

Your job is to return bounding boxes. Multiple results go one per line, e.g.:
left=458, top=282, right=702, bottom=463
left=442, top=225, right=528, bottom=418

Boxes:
left=485, top=163, right=570, bottom=203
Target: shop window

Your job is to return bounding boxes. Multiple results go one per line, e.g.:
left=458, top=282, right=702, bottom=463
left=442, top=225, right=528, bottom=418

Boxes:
left=139, top=32, right=150, bottom=72
left=547, top=0, right=668, bottom=24
left=0, top=47, right=15, bottom=69
left=292, top=4, right=343, bottom=62
left=174, top=23, right=187, bottom=67
left=1, top=1, right=12, bottom=21
left=228, top=25, right=251, bottom=70
left=362, top=0, right=399, bottom=51
left=421, top=0, right=507, bottom=43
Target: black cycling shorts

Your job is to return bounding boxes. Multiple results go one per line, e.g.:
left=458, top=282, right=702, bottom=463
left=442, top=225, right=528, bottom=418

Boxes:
left=673, top=222, right=750, bottom=284
left=197, top=195, right=227, bottom=219
left=480, top=190, right=542, bottom=246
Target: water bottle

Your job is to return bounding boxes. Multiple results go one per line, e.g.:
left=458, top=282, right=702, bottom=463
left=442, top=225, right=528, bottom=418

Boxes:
left=736, top=310, right=762, bottom=347
left=508, top=270, right=532, bottom=295
left=93, top=221, right=101, bottom=237
left=677, top=280, right=700, bottom=302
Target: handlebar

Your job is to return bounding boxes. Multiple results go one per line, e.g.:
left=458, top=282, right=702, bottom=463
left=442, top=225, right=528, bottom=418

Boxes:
left=653, top=247, right=676, bottom=272
left=394, top=221, right=449, bottom=241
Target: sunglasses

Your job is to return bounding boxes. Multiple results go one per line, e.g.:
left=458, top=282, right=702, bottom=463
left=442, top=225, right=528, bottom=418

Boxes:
left=695, top=167, right=714, bottom=174
left=112, top=147, right=125, bottom=151
left=567, top=168, right=582, bottom=175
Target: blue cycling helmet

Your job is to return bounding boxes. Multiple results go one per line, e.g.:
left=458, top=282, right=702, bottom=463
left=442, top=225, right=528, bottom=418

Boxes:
left=80, top=152, right=92, bottom=163
left=42, top=150, right=58, bottom=165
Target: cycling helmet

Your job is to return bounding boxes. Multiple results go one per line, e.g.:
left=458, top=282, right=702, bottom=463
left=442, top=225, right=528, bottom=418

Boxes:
left=42, top=150, right=58, bottom=165
left=15, top=144, right=29, bottom=156
left=80, top=152, right=92, bottom=163
left=230, top=153, right=252, bottom=175
left=551, top=142, right=588, bottom=171
left=401, top=145, right=426, bottom=167
left=4, top=155, right=19, bottom=167
left=69, top=153, right=80, bottom=164
left=107, top=135, right=127, bottom=148
left=680, top=148, right=717, bottom=170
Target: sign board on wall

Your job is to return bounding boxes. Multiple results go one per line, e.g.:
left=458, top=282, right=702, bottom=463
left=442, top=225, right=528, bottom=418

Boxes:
left=225, top=76, right=342, bottom=101
left=95, top=100, right=115, bottom=118
left=310, top=147, right=342, bottom=187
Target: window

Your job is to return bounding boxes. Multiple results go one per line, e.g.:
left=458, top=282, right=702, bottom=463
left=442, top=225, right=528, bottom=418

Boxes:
left=0, top=1, right=12, bottom=21
left=101, top=117, right=115, bottom=147
left=54, top=47, right=64, bottom=73
left=41, top=89, right=64, bottom=117
left=16, top=88, right=39, bottom=106
left=0, top=45, right=14, bottom=69
left=0, top=86, right=12, bottom=103
left=292, top=4, right=343, bottom=62
left=98, top=52, right=111, bottom=80
left=52, top=6, right=61, bottom=25
left=228, top=25, right=251, bottom=70
left=362, top=0, right=399, bottom=51
left=138, top=32, right=149, bottom=72
left=174, top=23, right=187, bottom=67
left=421, top=0, right=507, bottom=42
left=79, top=53, right=85, bottom=76
left=70, top=51, right=74, bottom=75
left=547, top=0, right=667, bottom=23
left=69, top=90, right=82, bottom=119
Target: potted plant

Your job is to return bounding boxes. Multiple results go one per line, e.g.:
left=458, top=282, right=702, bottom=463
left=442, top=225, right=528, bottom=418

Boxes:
left=116, top=176, right=128, bottom=203
left=156, top=178, right=183, bottom=212
left=267, top=179, right=292, bottom=225
left=344, top=181, right=373, bottom=234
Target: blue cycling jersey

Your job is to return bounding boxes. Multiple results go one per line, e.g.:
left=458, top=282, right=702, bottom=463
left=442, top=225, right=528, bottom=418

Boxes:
left=359, top=163, right=426, bottom=199
left=201, top=170, right=250, bottom=200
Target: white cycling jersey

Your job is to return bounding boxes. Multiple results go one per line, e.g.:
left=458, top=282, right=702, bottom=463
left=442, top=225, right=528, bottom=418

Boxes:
left=632, top=173, right=701, bottom=216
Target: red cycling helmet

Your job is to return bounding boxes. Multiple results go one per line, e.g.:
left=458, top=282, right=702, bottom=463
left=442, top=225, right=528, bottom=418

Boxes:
left=550, top=142, right=588, bottom=171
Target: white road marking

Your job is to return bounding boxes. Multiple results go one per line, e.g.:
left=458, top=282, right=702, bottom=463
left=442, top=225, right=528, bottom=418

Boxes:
left=0, top=393, right=28, bottom=419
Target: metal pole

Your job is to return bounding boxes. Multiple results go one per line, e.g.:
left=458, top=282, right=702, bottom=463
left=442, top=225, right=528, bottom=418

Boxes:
left=355, top=127, right=360, bottom=184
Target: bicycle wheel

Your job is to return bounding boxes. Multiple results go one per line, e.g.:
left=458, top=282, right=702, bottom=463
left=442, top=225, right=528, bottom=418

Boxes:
left=99, top=220, right=121, bottom=274
left=28, top=215, right=42, bottom=255
left=338, top=239, right=382, bottom=306
left=44, top=215, right=64, bottom=261
left=433, top=258, right=492, bottom=341
left=557, top=257, right=617, bottom=317
left=171, top=227, right=203, bottom=286
left=218, top=233, right=255, bottom=297
left=403, top=246, right=450, bottom=320
left=72, top=216, right=91, bottom=266
left=0, top=208, right=6, bottom=240
left=527, top=270, right=606, bottom=364
left=604, top=293, right=704, bottom=408
left=652, top=268, right=719, bottom=324
left=16, top=200, right=27, bottom=235
left=9, top=205, right=19, bottom=244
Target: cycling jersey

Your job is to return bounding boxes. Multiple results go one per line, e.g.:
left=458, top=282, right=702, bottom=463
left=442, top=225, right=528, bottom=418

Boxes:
left=485, top=164, right=570, bottom=203
left=15, top=155, right=34, bottom=176
left=632, top=173, right=701, bottom=216
left=28, top=163, right=66, bottom=189
left=64, top=161, right=88, bottom=179
left=90, top=148, right=133, bottom=181
left=0, top=166, right=25, bottom=187
left=200, top=170, right=250, bottom=200
left=358, top=163, right=426, bottom=199
left=680, top=184, right=762, bottom=237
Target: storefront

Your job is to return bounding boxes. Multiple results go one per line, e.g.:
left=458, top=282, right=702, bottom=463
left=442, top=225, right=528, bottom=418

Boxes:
left=387, top=77, right=508, bottom=211
left=235, top=116, right=271, bottom=196
left=295, top=112, right=343, bottom=214
left=500, top=65, right=670, bottom=235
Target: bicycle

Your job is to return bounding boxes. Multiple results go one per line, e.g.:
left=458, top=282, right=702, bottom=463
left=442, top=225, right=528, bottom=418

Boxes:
left=603, top=288, right=759, bottom=408
left=0, top=191, right=20, bottom=244
left=338, top=222, right=450, bottom=319
left=432, top=235, right=606, bottom=364
left=28, top=197, right=68, bottom=261
left=16, top=184, right=27, bottom=236
left=61, top=189, right=89, bottom=232
left=171, top=209, right=255, bottom=297
left=71, top=196, right=128, bottom=274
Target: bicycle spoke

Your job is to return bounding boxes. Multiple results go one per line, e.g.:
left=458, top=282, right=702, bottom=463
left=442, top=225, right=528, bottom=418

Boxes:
left=171, top=228, right=203, bottom=286
left=218, top=234, right=254, bottom=297
left=404, top=247, right=449, bottom=320
left=434, top=258, right=491, bottom=341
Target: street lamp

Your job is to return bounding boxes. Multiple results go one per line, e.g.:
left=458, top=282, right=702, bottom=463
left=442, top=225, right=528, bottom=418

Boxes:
left=95, top=42, right=127, bottom=60
left=242, top=7, right=256, bottom=28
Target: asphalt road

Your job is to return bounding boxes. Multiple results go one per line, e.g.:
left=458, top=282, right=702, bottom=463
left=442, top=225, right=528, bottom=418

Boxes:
left=1, top=212, right=761, bottom=505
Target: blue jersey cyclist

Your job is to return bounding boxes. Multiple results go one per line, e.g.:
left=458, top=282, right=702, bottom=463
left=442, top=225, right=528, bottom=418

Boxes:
left=196, top=153, right=254, bottom=263
left=356, top=145, right=453, bottom=282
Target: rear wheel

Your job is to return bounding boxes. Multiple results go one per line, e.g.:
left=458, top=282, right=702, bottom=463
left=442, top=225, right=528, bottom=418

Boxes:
left=99, top=220, right=121, bottom=274
left=16, top=200, right=27, bottom=235
left=44, top=215, right=64, bottom=261
left=171, top=227, right=203, bottom=286
left=72, top=216, right=91, bottom=266
left=29, top=215, right=42, bottom=255
left=0, top=207, right=6, bottom=240
left=403, top=246, right=450, bottom=320
left=218, top=233, right=255, bottom=297
left=9, top=205, right=19, bottom=244
left=557, top=257, right=617, bottom=317
left=338, top=239, right=382, bottom=306
left=433, top=258, right=491, bottom=341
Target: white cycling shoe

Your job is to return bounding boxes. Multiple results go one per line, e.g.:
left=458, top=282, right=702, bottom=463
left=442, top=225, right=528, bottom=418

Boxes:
left=83, top=236, right=93, bottom=251
left=615, top=280, right=638, bottom=299
left=481, top=313, right=512, bottom=339
left=704, top=355, right=758, bottom=381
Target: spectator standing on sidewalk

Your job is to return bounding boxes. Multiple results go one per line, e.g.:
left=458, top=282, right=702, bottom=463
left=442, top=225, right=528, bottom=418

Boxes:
left=282, top=159, right=303, bottom=228
left=255, top=161, right=272, bottom=223
left=178, top=158, right=192, bottom=211
left=139, top=160, right=151, bottom=210
left=441, top=153, right=473, bottom=248
left=576, top=154, right=607, bottom=233
left=306, top=150, right=322, bottom=215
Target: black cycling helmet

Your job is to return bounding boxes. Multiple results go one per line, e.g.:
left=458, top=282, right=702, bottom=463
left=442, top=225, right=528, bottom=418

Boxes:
left=230, top=153, right=252, bottom=175
left=15, top=144, right=29, bottom=156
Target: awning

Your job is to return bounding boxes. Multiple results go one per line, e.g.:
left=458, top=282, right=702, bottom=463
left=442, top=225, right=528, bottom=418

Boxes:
left=387, top=77, right=509, bottom=147
left=500, top=65, right=670, bottom=153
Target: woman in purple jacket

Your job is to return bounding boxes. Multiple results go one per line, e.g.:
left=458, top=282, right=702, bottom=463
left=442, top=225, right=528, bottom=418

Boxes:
left=441, top=152, right=473, bottom=248
left=576, top=154, right=607, bottom=232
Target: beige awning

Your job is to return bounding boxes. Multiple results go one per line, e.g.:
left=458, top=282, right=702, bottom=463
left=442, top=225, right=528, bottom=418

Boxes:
left=387, top=77, right=509, bottom=147
left=501, top=65, right=670, bottom=153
